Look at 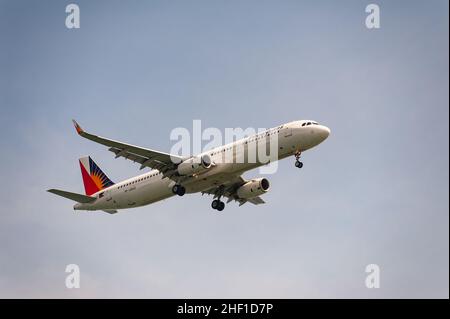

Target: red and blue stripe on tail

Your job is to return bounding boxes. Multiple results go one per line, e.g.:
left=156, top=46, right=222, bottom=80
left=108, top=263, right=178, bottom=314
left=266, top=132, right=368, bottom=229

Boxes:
left=79, top=156, right=114, bottom=195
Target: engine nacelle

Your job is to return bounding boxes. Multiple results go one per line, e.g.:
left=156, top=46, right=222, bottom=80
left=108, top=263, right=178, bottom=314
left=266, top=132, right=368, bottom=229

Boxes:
left=177, top=154, right=212, bottom=176
left=236, top=178, right=270, bottom=199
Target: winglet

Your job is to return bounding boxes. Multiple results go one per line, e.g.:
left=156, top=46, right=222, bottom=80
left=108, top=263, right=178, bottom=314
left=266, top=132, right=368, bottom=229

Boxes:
left=72, top=119, right=84, bottom=135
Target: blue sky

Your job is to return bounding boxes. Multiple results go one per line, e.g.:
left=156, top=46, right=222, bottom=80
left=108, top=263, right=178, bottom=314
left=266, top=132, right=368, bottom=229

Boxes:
left=0, top=0, right=448, bottom=298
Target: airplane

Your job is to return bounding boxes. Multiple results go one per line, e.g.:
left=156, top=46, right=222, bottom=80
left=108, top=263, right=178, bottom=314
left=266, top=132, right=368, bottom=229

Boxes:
left=48, top=120, right=330, bottom=213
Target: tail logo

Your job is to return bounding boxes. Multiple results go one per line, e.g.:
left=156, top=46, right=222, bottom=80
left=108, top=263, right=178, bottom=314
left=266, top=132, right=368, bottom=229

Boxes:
left=79, top=156, right=114, bottom=195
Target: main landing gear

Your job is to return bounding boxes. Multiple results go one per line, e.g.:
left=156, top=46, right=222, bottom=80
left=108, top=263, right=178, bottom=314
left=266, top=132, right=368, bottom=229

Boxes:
left=172, top=184, right=186, bottom=196
left=211, top=199, right=225, bottom=211
left=294, top=150, right=303, bottom=169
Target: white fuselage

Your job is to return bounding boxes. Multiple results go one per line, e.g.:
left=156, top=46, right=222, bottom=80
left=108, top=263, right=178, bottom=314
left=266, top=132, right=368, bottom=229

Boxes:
left=74, top=120, right=330, bottom=211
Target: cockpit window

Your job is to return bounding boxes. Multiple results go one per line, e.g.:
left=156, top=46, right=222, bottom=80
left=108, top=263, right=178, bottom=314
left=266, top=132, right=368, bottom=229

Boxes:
left=302, top=121, right=319, bottom=126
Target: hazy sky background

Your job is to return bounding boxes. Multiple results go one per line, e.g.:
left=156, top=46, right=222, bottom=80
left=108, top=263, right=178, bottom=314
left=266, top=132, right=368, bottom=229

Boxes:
left=0, top=0, right=448, bottom=298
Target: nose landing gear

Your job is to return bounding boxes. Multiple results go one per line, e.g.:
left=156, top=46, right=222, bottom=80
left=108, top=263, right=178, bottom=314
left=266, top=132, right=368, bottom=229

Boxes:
left=294, top=150, right=303, bottom=168
left=211, top=199, right=225, bottom=211
left=172, top=184, right=186, bottom=196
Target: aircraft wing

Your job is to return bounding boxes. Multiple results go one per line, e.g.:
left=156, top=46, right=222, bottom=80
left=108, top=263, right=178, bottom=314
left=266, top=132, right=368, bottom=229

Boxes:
left=72, top=120, right=184, bottom=176
left=201, top=175, right=266, bottom=206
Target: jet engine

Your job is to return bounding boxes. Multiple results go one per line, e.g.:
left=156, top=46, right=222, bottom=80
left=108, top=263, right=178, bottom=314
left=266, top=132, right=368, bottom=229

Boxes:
left=177, top=154, right=212, bottom=176
left=236, top=178, right=270, bottom=199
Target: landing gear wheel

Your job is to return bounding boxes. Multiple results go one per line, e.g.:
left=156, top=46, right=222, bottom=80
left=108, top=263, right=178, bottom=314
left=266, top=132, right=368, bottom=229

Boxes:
left=211, top=199, right=220, bottom=210
left=294, top=150, right=303, bottom=168
left=172, top=184, right=186, bottom=196
left=177, top=186, right=186, bottom=196
left=211, top=199, right=225, bottom=211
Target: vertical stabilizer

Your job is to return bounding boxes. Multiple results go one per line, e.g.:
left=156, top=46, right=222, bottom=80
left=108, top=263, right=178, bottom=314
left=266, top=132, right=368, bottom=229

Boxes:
left=79, top=156, right=114, bottom=195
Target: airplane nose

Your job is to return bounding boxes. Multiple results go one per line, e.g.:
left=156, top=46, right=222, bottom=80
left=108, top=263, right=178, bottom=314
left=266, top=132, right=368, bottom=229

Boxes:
left=319, top=126, right=330, bottom=140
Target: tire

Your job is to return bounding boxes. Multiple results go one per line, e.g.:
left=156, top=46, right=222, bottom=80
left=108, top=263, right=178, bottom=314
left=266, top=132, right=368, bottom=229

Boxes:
left=172, top=185, right=179, bottom=194
left=211, top=200, right=219, bottom=210
left=177, top=186, right=186, bottom=196
left=295, top=161, right=303, bottom=168
left=217, top=201, right=225, bottom=211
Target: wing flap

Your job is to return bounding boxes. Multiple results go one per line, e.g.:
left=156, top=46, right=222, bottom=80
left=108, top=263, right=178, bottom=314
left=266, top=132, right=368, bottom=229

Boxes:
left=102, top=209, right=118, bottom=214
left=246, top=196, right=265, bottom=205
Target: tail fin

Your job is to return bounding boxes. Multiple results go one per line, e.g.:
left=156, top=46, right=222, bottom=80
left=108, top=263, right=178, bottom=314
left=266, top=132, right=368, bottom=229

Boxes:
left=79, top=156, right=114, bottom=195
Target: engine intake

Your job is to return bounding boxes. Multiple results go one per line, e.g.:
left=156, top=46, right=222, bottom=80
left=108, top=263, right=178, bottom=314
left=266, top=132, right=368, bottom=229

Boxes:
left=236, top=178, right=270, bottom=199
left=177, top=155, right=212, bottom=176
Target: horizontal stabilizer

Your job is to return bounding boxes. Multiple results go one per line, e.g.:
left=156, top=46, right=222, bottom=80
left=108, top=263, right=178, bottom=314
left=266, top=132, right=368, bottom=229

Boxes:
left=47, top=189, right=96, bottom=203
